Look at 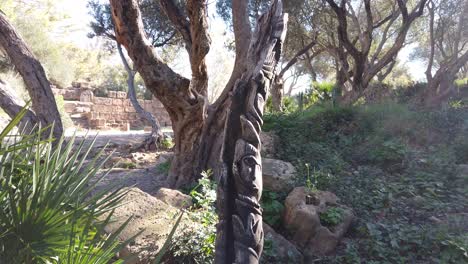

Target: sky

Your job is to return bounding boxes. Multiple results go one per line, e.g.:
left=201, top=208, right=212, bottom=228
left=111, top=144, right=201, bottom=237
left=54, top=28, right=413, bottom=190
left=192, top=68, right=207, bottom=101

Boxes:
left=54, top=0, right=426, bottom=92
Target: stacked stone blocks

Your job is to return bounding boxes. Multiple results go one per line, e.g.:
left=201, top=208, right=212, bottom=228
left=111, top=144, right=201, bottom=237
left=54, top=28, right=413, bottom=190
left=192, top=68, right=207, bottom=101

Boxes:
left=52, top=83, right=171, bottom=131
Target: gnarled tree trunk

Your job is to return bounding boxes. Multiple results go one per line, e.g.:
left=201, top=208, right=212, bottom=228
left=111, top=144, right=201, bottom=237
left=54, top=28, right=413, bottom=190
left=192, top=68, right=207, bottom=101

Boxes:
left=110, top=0, right=209, bottom=187
left=0, top=12, right=63, bottom=138
left=110, top=0, right=288, bottom=195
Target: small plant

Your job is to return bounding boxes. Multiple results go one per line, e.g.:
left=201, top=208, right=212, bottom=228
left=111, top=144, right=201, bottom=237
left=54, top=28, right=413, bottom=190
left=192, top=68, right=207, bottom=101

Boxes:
left=0, top=106, right=132, bottom=263
left=261, top=190, right=285, bottom=227
left=305, top=163, right=315, bottom=192
left=120, top=160, right=137, bottom=169
left=156, top=160, right=171, bottom=174
left=172, top=170, right=217, bottom=263
left=161, top=137, right=174, bottom=149
left=320, top=207, right=344, bottom=227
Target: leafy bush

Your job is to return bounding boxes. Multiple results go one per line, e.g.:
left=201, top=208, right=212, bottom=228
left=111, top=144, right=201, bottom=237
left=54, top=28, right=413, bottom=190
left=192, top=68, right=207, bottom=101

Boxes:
left=261, top=190, right=285, bottom=227
left=365, top=139, right=407, bottom=168
left=172, top=170, right=217, bottom=263
left=157, top=160, right=171, bottom=174
left=0, top=107, right=132, bottom=263
left=320, top=207, right=344, bottom=227
left=119, top=160, right=137, bottom=169
left=265, top=96, right=298, bottom=113
left=265, top=102, right=468, bottom=263
left=161, top=137, right=175, bottom=149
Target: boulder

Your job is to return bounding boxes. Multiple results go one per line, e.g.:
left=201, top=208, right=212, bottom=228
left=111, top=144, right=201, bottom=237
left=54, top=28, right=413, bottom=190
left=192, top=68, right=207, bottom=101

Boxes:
left=456, top=164, right=468, bottom=178
left=283, top=187, right=354, bottom=257
left=156, top=152, right=174, bottom=165
left=262, top=158, right=296, bottom=193
left=260, top=131, right=278, bottom=158
left=155, top=188, right=193, bottom=209
left=261, top=223, right=303, bottom=264
left=102, top=187, right=187, bottom=263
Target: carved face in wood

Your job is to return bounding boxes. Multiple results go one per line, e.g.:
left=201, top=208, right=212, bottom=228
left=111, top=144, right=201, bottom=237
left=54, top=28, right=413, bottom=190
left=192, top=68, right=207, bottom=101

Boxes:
left=233, top=139, right=262, bottom=199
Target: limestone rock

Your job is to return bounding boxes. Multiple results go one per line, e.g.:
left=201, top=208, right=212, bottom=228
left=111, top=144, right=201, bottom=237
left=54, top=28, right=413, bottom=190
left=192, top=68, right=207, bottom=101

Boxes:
left=102, top=187, right=187, bottom=263
left=261, top=223, right=303, bottom=264
left=262, top=158, right=296, bottom=193
left=283, top=187, right=355, bottom=257
left=260, top=131, right=278, bottom=158
left=156, top=152, right=174, bottom=165
left=456, top=164, right=468, bottom=178
left=155, top=188, right=193, bottom=209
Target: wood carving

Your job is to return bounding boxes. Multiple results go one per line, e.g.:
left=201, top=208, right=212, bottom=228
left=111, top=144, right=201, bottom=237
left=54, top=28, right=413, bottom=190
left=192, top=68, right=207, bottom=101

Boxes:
left=215, top=1, right=287, bottom=263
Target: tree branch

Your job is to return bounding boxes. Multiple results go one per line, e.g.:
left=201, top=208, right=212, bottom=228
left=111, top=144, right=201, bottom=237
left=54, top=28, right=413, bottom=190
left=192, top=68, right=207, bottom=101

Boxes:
left=186, top=0, right=211, bottom=95
left=110, top=0, right=193, bottom=108
left=0, top=11, right=63, bottom=138
left=277, top=40, right=316, bottom=78
left=160, top=0, right=192, bottom=51
left=0, top=78, right=38, bottom=131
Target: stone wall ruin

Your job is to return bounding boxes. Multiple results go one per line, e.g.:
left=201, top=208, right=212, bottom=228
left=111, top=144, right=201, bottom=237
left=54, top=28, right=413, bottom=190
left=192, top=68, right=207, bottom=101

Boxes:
left=53, top=82, right=171, bottom=131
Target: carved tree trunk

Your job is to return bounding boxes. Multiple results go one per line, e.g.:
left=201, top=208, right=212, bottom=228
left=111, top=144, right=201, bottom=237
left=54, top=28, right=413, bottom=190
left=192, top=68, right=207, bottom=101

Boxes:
left=215, top=1, right=287, bottom=263
left=116, top=43, right=163, bottom=149
left=0, top=78, right=38, bottom=131
left=0, top=12, right=63, bottom=139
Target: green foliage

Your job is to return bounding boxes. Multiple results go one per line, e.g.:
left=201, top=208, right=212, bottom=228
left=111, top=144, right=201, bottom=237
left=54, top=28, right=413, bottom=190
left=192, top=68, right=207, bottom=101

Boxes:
left=55, top=95, right=74, bottom=129
left=453, top=135, right=468, bottom=163
left=319, top=207, right=344, bottom=227
left=156, top=161, right=171, bottom=174
left=265, top=96, right=298, bottom=113
left=119, top=160, right=137, bottom=169
left=364, top=138, right=407, bottom=168
left=265, top=102, right=468, bottom=263
left=161, top=137, right=175, bottom=149
left=172, top=170, right=217, bottom=263
left=0, top=107, right=132, bottom=263
left=261, top=190, right=285, bottom=227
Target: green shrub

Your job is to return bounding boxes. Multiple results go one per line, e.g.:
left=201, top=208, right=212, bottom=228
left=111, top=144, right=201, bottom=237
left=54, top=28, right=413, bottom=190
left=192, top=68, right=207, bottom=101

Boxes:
left=366, top=138, right=407, bottom=168
left=120, top=160, right=137, bottom=169
left=264, top=102, right=468, bottom=262
left=0, top=107, right=132, bottom=263
left=172, top=170, right=217, bottom=263
left=453, top=135, right=468, bottom=163
left=320, top=207, right=344, bottom=227
left=157, top=160, right=171, bottom=174
left=161, top=137, right=175, bottom=149
left=261, top=190, right=285, bottom=227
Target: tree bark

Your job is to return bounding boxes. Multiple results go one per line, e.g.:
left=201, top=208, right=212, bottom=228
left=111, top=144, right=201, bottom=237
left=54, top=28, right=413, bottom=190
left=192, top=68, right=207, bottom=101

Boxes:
left=214, top=1, right=287, bottom=263
left=271, top=40, right=316, bottom=111
left=110, top=0, right=209, bottom=188
left=110, top=0, right=288, bottom=195
left=116, top=43, right=163, bottom=149
left=0, top=78, right=38, bottom=131
left=325, top=0, right=427, bottom=104
left=271, top=77, right=284, bottom=111
left=0, top=12, right=63, bottom=139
